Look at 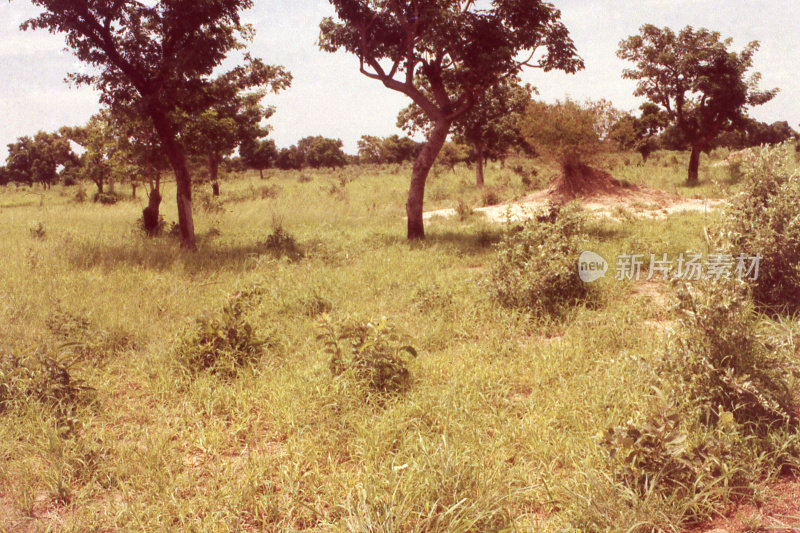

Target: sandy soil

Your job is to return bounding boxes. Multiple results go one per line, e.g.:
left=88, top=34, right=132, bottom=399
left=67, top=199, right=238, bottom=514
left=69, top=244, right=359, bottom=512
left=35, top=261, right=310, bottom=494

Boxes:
left=425, top=186, right=726, bottom=223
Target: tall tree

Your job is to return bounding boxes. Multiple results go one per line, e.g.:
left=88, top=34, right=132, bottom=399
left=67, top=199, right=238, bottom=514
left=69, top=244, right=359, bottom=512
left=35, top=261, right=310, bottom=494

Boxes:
left=618, top=25, right=777, bottom=186
left=399, top=78, right=533, bottom=187
left=23, top=0, right=287, bottom=249
left=319, top=0, right=583, bottom=239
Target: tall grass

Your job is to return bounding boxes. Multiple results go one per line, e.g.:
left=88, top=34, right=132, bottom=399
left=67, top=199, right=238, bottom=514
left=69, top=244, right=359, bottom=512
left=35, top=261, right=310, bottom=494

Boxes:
left=0, top=160, right=795, bottom=531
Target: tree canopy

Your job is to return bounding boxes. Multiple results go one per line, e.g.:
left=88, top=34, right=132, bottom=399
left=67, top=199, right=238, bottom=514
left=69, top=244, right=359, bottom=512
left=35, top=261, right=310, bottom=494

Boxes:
left=618, top=25, right=777, bottom=185
left=23, top=0, right=289, bottom=249
left=319, top=0, right=583, bottom=239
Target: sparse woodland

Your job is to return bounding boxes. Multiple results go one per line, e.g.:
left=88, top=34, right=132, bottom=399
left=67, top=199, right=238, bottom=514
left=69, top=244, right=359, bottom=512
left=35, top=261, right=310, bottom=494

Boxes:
left=2, top=1, right=800, bottom=531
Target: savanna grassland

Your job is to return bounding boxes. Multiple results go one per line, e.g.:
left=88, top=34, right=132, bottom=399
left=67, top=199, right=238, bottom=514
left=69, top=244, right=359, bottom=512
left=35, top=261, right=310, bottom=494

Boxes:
left=1, top=149, right=798, bottom=532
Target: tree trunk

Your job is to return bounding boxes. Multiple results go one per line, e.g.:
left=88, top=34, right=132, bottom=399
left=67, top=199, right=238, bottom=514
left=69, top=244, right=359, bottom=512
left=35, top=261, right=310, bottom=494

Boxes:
left=407, top=121, right=451, bottom=240
left=131, top=183, right=137, bottom=199
left=142, top=188, right=162, bottom=236
left=475, top=143, right=485, bottom=188
left=94, top=179, right=104, bottom=194
left=259, top=168, right=264, bottom=180
left=687, top=144, right=702, bottom=186
left=208, top=154, right=220, bottom=196
left=150, top=110, right=196, bottom=250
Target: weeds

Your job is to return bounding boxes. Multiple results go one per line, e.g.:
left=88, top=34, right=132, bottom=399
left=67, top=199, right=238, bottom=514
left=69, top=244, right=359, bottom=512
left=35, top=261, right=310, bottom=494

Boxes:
left=174, top=289, right=272, bottom=377
left=489, top=203, right=590, bottom=315
left=318, top=315, right=417, bottom=395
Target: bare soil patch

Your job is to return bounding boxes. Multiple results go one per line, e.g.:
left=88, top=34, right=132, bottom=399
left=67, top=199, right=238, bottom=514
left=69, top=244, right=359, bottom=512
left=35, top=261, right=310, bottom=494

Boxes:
left=425, top=166, right=725, bottom=223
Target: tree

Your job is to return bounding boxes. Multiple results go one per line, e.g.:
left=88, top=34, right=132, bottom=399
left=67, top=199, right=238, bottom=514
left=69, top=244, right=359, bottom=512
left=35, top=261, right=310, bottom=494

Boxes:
left=181, top=61, right=291, bottom=194
left=240, top=137, right=278, bottom=179
left=399, top=78, right=533, bottom=187
left=297, top=136, right=347, bottom=169
left=4, top=131, right=75, bottom=188
left=609, top=103, right=668, bottom=162
left=357, top=134, right=421, bottom=164
left=618, top=25, right=777, bottom=186
left=520, top=98, right=627, bottom=196
left=319, top=0, right=583, bottom=239
left=23, top=0, right=287, bottom=249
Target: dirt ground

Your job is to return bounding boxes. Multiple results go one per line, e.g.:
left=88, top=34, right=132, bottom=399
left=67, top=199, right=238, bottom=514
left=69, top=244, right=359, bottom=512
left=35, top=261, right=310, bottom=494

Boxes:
left=425, top=183, right=725, bottom=223
left=686, top=475, right=800, bottom=532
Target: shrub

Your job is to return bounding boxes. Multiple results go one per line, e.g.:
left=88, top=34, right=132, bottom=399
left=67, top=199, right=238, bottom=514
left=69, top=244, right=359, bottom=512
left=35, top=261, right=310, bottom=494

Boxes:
left=665, top=279, right=799, bottom=433
left=455, top=198, right=474, bottom=221
left=29, top=221, right=46, bottom=239
left=73, top=185, right=87, bottom=203
left=722, top=143, right=800, bottom=313
left=481, top=188, right=501, bottom=207
left=174, top=289, right=270, bottom=377
left=93, top=192, right=118, bottom=204
left=599, top=280, right=800, bottom=521
left=317, top=315, right=417, bottom=394
left=0, top=349, right=94, bottom=432
left=488, top=203, right=589, bottom=315
left=261, top=225, right=304, bottom=261
left=198, top=192, right=225, bottom=214
left=258, top=184, right=281, bottom=199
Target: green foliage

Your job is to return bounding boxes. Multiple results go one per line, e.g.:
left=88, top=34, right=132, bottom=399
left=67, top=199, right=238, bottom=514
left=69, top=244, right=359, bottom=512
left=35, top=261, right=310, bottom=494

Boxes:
left=488, top=204, right=589, bottom=315
left=174, top=290, right=270, bottom=378
left=0, top=350, right=94, bottom=432
left=520, top=98, right=622, bottom=170
left=261, top=225, right=304, bottom=261
left=318, top=315, right=417, bottom=395
left=666, top=279, right=799, bottom=433
left=722, top=144, right=800, bottom=312
left=93, top=192, right=118, bottom=205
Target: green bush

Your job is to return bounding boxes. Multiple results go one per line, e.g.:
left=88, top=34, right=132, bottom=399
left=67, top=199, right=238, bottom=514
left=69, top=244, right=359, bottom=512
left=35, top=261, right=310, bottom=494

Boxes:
left=261, top=225, right=304, bottom=261
left=722, top=143, right=800, bottom=312
left=488, top=203, right=589, bottom=315
left=174, top=290, right=270, bottom=377
left=665, top=279, right=799, bottom=434
left=598, top=279, right=800, bottom=524
left=318, top=315, right=417, bottom=395
left=93, top=192, right=118, bottom=205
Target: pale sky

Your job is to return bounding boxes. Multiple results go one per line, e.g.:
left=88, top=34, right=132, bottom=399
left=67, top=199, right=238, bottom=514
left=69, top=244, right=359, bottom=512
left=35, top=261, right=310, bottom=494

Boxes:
left=0, top=1, right=798, bottom=159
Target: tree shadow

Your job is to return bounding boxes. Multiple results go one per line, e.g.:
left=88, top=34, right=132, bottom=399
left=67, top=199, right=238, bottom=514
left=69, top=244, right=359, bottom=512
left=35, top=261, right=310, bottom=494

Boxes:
left=376, top=226, right=505, bottom=255
left=62, top=231, right=298, bottom=274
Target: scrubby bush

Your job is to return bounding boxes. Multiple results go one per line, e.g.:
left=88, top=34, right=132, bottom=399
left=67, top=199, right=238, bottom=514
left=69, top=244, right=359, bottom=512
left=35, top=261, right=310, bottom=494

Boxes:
left=722, top=143, right=800, bottom=312
left=600, top=279, right=800, bottom=523
left=0, top=350, right=94, bottom=432
left=261, top=225, right=304, bottom=261
left=488, top=203, right=589, bottom=315
left=174, top=290, right=271, bottom=377
left=93, top=192, right=118, bottom=204
left=666, top=279, right=799, bottom=433
left=318, top=315, right=417, bottom=395
left=29, top=221, right=46, bottom=239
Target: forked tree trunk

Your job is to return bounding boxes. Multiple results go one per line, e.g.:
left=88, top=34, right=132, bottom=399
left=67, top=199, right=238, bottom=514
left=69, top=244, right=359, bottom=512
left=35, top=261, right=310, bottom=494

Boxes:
left=407, top=120, right=451, bottom=240
left=150, top=110, right=196, bottom=250
left=687, top=144, right=702, bottom=186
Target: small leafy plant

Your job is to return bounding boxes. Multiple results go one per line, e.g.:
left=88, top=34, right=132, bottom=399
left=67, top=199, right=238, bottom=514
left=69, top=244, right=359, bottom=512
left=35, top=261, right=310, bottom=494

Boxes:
left=317, top=315, right=417, bottom=394
left=175, top=289, right=270, bottom=377
left=261, top=225, right=304, bottom=261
